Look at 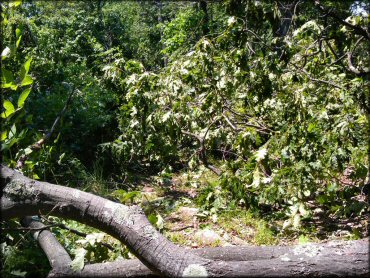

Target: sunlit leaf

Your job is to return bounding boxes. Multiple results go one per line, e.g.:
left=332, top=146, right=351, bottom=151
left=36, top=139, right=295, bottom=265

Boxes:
left=255, top=148, right=267, bottom=162
left=1, top=131, right=7, bottom=141
left=282, top=219, right=291, bottom=230
left=9, top=0, right=22, bottom=8
left=17, top=87, right=32, bottom=108
left=1, top=47, right=11, bottom=60
left=21, top=75, right=33, bottom=86
left=293, top=214, right=301, bottom=228
left=16, top=28, right=22, bottom=38
left=2, top=100, right=15, bottom=118
left=70, top=248, right=87, bottom=272
left=20, top=58, right=32, bottom=82
left=156, top=213, right=164, bottom=230
left=16, top=35, right=22, bottom=48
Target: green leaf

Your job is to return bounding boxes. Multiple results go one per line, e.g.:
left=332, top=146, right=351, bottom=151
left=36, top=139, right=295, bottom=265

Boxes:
left=1, top=131, right=7, bottom=141
left=111, top=190, right=141, bottom=204
left=293, top=214, right=301, bottom=228
left=9, top=0, right=22, bottom=8
left=21, top=75, right=33, bottom=86
left=16, top=28, right=22, bottom=38
left=298, top=235, right=310, bottom=244
left=24, top=147, right=32, bottom=155
left=298, top=203, right=309, bottom=217
left=17, top=88, right=32, bottom=108
left=4, top=100, right=15, bottom=111
left=9, top=124, right=17, bottom=138
left=16, top=35, right=22, bottom=48
left=58, top=152, right=66, bottom=164
left=156, top=213, right=164, bottom=230
left=1, top=68, right=15, bottom=88
left=147, top=214, right=157, bottom=226
left=20, top=58, right=32, bottom=82
left=1, top=137, right=18, bottom=151
left=282, top=219, right=291, bottom=230
left=161, top=111, right=172, bottom=122
left=307, top=123, right=316, bottom=132
left=10, top=270, right=26, bottom=277
left=303, top=190, right=311, bottom=197
left=2, top=100, right=15, bottom=118
left=70, top=248, right=86, bottom=272
left=327, top=183, right=338, bottom=193
left=84, top=233, right=105, bottom=245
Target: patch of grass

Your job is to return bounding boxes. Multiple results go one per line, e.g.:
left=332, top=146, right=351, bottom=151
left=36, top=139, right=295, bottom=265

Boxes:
left=193, top=236, right=223, bottom=248
left=166, top=232, right=189, bottom=246
left=209, top=239, right=223, bottom=247
left=218, top=209, right=279, bottom=245
left=298, top=234, right=311, bottom=244
left=82, top=161, right=110, bottom=196
left=254, top=222, right=277, bottom=245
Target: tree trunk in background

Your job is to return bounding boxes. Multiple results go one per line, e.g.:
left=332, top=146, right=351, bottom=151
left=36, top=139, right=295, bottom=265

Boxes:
left=155, top=0, right=167, bottom=67
left=199, top=0, right=209, bottom=36
left=276, top=1, right=296, bottom=37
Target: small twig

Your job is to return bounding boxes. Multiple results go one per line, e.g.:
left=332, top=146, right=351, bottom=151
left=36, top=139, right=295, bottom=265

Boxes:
left=181, top=127, right=222, bottom=176
left=328, top=52, right=347, bottom=66
left=222, top=113, right=240, bottom=131
left=325, top=39, right=339, bottom=60
left=290, top=63, right=345, bottom=90
left=39, top=215, right=115, bottom=250
left=347, top=37, right=370, bottom=76
left=223, top=105, right=252, bottom=119
left=299, top=38, right=323, bottom=69
left=16, top=85, right=76, bottom=169
left=211, top=148, right=247, bottom=162
left=1, top=224, right=58, bottom=232
left=31, top=86, right=76, bottom=151
left=168, top=225, right=194, bottom=232
left=182, top=130, right=203, bottom=143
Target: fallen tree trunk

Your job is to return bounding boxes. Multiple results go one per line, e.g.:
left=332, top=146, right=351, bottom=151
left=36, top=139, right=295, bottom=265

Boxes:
left=58, top=238, right=370, bottom=277
left=1, top=165, right=369, bottom=277
left=20, top=218, right=370, bottom=278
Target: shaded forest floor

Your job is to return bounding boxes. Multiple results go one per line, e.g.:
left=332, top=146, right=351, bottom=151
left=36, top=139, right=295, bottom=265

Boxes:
left=102, top=167, right=368, bottom=249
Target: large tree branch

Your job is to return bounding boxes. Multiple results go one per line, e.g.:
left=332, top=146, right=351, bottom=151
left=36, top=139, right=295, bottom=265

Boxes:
left=64, top=239, right=370, bottom=277
left=347, top=37, right=370, bottom=76
left=2, top=165, right=369, bottom=277
left=314, top=1, right=370, bottom=41
left=21, top=215, right=370, bottom=278
left=1, top=165, right=210, bottom=277
left=20, top=216, right=72, bottom=274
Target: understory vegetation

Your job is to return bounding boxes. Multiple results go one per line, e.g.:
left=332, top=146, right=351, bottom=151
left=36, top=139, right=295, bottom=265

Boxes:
left=1, top=0, right=369, bottom=277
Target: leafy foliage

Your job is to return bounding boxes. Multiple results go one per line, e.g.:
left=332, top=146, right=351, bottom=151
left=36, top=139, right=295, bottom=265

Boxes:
left=104, top=1, right=369, bottom=224
left=1, top=0, right=369, bottom=275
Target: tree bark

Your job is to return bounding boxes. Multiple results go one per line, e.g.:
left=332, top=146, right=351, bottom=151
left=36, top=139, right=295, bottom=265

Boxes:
left=49, top=239, right=370, bottom=278
left=20, top=216, right=73, bottom=277
left=1, top=165, right=210, bottom=277
left=199, top=0, right=209, bottom=36
left=1, top=165, right=369, bottom=277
